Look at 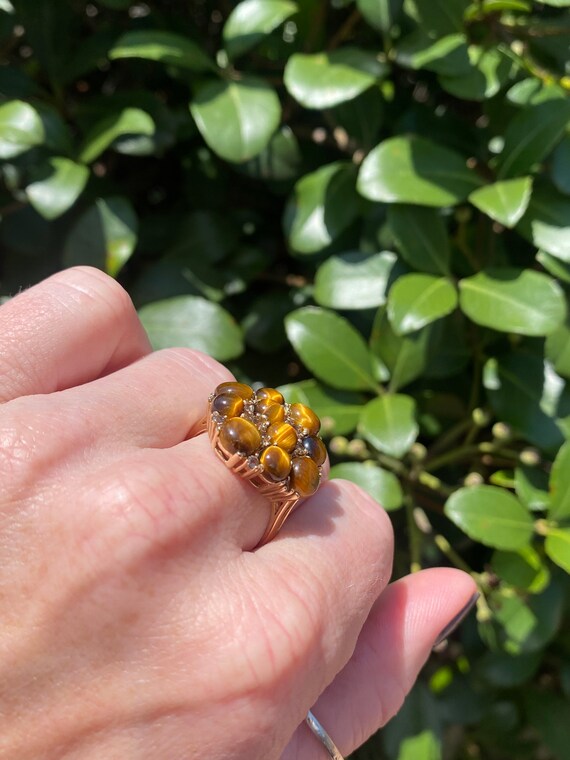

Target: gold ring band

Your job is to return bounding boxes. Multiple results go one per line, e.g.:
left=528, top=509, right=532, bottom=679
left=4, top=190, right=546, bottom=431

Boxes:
left=206, top=382, right=327, bottom=546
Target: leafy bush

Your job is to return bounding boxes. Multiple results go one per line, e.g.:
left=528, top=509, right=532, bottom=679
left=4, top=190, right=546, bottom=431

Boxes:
left=1, top=0, right=570, bottom=757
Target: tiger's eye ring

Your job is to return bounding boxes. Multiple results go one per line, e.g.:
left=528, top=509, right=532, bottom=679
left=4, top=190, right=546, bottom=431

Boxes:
left=204, top=382, right=327, bottom=546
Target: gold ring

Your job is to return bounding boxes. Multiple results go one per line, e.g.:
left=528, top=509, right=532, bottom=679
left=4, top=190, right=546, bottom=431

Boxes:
left=206, top=382, right=327, bottom=546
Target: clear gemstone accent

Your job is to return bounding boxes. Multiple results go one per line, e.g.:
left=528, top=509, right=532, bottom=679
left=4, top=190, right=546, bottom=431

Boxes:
left=247, top=456, right=260, bottom=469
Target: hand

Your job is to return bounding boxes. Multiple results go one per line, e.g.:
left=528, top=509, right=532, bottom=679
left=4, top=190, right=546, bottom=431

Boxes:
left=0, top=267, right=477, bottom=760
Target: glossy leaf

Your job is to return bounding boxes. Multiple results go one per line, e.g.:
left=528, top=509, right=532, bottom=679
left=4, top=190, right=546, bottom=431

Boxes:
left=484, top=354, right=569, bottom=453
left=79, top=108, right=155, bottom=164
left=25, top=157, right=89, bottom=220
left=546, top=321, right=570, bottom=378
left=545, top=528, right=570, bottom=573
left=387, top=274, right=457, bottom=335
left=396, top=32, right=469, bottom=75
left=63, top=197, right=137, bottom=277
left=492, top=547, right=550, bottom=593
left=497, top=100, right=570, bottom=179
left=223, top=0, right=297, bottom=59
left=359, top=393, right=418, bottom=457
left=444, top=486, right=534, bottom=550
left=329, top=462, right=403, bottom=510
left=283, top=162, right=359, bottom=254
left=469, top=177, right=532, bottom=228
left=314, top=251, right=397, bottom=309
left=357, top=0, right=403, bottom=31
left=476, top=651, right=541, bottom=689
left=138, top=296, right=244, bottom=360
left=241, top=125, right=302, bottom=181
left=277, top=379, right=363, bottom=435
left=109, top=30, right=213, bottom=71
left=439, top=46, right=513, bottom=101
left=285, top=306, right=378, bottom=391
left=358, top=136, right=481, bottom=206
left=537, top=250, right=570, bottom=284
left=387, top=205, right=450, bottom=275
left=412, top=0, right=468, bottom=35
left=0, top=100, right=43, bottom=158
left=517, top=184, right=570, bottom=262
left=515, top=466, right=550, bottom=511
left=190, top=77, right=281, bottom=163
left=284, top=48, right=387, bottom=109
left=459, top=268, right=566, bottom=336
left=549, top=442, right=570, bottom=520
left=370, top=307, right=432, bottom=391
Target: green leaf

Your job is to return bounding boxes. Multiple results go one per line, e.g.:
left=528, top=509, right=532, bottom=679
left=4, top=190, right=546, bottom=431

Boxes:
left=285, top=307, right=378, bottom=391
left=444, top=486, right=534, bottom=550
left=190, top=77, right=281, bottom=163
left=357, top=0, right=403, bottom=32
left=439, top=46, right=513, bottom=101
left=387, top=275, right=457, bottom=335
left=469, top=177, right=532, bottom=228
left=411, top=0, right=468, bottom=35
left=395, top=32, right=469, bottom=75
left=0, top=100, right=44, bottom=158
left=387, top=205, right=450, bottom=275
left=24, top=157, right=89, bottom=220
left=284, top=48, right=387, bottom=109
left=484, top=353, right=568, bottom=453
left=63, top=197, right=137, bottom=277
left=241, top=125, right=302, bottom=181
left=459, top=268, right=566, bottom=336
left=497, top=100, right=570, bottom=179
left=545, top=528, right=570, bottom=573
left=277, top=379, right=364, bottom=435
left=492, top=546, right=550, bottom=593
left=357, top=136, right=481, bottom=206
left=476, top=651, right=541, bottom=688
left=515, top=466, right=550, bottom=511
left=382, top=682, right=442, bottom=760
left=359, top=393, right=418, bottom=457
left=283, top=162, right=359, bottom=254
left=537, top=250, right=570, bottom=284
left=330, top=462, right=403, bottom=510
left=517, top=184, right=570, bottom=262
left=549, top=442, right=570, bottom=520
left=546, top=321, right=570, bottom=379
left=314, top=250, right=397, bottom=310
left=109, top=30, right=213, bottom=71
left=79, top=107, right=155, bottom=164
left=370, top=307, right=432, bottom=391
left=538, top=0, right=570, bottom=5
left=223, top=0, right=297, bottom=59
left=138, top=296, right=244, bottom=361
left=551, top=136, right=570, bottom=196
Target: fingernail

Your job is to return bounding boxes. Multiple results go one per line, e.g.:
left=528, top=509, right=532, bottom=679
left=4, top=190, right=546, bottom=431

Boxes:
left=433, top=592, right=479, bottom=648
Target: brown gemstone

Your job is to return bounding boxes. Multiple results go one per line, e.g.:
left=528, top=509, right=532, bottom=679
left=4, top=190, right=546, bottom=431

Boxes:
left=211, top=392, right=244, bottom=418
left=301, top=435, right=327, bottom=465
left=289, top=403, right=321, bottom=436
left=215, top=381, right=254, bottom=400
left=256, top=387, right=284, bottom=405
left=260, top=445, right=291, bottom=481
left=290, top=456, right=320, bottom=497
left=260, top=401, right=286, bottom=425
left=267, top=422, right=297, bottom=453
left=219, top=417, right=261, bottom=455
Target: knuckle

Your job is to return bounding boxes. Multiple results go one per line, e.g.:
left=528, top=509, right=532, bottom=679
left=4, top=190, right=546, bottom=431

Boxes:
left=57, top=266, right=136, bottom=324
left=153, top=347, right=234, bottom=386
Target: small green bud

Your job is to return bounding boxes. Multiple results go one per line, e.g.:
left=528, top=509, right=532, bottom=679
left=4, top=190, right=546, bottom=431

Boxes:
left=346, top=438, right=367, bottom=457
left=464, top=472, right=484, bottom=487
left=329, top=436, right=348, bottom=455
left=492, top=422, right=511, bottom=441
left=409, top=442, right=427, bottom=461
left=472, top=407, right=492, bottom=427
left=519, top=448, right=541, bottom=467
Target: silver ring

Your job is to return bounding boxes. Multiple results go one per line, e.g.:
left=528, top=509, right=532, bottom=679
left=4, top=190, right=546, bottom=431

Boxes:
left=306, top=710, right=345, bottom=759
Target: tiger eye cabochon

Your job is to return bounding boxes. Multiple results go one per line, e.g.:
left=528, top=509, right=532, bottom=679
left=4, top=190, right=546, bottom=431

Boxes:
left=209, top=382, right=325, bottom=498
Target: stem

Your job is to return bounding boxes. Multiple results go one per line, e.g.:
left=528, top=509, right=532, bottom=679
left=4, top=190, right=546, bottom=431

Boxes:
left=434, top=534, right=473, bottom=574
left=328, top=8, right=362, bottom=50
left=428, top=418, right=473, bottom=458
left=405, top=492, right=422, bottom=573
left=424, top=444, right=481, bottom=473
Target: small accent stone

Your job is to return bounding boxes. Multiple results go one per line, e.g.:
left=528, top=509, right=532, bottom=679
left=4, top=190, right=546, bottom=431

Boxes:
left=260, top=445, right=291, bottom=481
left=211, top=392, right=244, bottom=418
left=290, top=456, right=320, bottom=497
left=215, top=381, right=255, bottom=400
left=301, top=435, right=327, bottom=465
left=267, top=422, right=297, bottom=453
left=247, top=456, right=260, bottom=470
left=289, top=403, right=321, bottom=436
left=219, top=417, right=261, bottom=455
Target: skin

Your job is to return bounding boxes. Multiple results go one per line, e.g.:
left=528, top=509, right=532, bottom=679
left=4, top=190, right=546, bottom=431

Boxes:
left=0, top=267, right=477, bottom=760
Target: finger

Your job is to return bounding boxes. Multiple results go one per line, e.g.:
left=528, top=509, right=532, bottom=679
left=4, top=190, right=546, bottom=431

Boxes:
left=244, top=480, right=394, bottom=722
left=0, top=267, right=151, bottom=402
left=285, top=568, right=478, bottom=758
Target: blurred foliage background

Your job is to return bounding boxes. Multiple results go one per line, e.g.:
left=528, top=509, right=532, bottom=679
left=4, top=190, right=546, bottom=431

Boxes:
left=1, top=0, right=570, bottom=758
